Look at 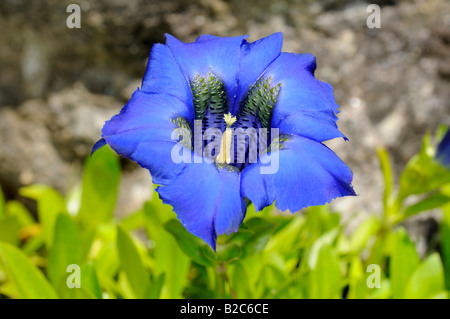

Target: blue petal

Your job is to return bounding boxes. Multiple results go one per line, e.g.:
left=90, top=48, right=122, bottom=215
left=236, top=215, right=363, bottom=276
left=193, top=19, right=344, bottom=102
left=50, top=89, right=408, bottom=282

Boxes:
left=164, top=33, right=247, bottom=109
left=241, top=135, right=355, bottom=212
left=91, top=138, right=106, bottom=155
left=437, top=129, right=450, bottom=168
left=101, top=89, right=192, bottom=184
left=141, top=44, right=193, bottom=109
left=157, top=162, right=246, bottom=250
left=263, top=53, right=343, bottom=141
left=195, top=34, right=220, bottom=42
left=277, top=109, right=347, bottom=142
left=232, top=32, right=283, bottom=113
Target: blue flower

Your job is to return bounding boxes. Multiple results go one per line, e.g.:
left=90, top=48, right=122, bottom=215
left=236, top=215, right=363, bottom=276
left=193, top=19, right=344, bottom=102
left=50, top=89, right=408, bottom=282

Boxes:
left=436, top=129, right=450, bottom=168
left=93, top=33, right=355, bottom=250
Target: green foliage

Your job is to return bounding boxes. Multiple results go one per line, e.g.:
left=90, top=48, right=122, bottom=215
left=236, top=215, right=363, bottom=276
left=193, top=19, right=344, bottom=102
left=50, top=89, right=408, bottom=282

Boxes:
left=0, top=132, right=449, bottom=299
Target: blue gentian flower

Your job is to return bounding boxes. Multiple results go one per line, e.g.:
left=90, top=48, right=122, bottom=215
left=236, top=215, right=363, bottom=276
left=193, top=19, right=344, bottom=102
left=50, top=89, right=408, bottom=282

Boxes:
left=436, top=129, right=450, bottom=168
left=92, top=33, right=355, bottom=250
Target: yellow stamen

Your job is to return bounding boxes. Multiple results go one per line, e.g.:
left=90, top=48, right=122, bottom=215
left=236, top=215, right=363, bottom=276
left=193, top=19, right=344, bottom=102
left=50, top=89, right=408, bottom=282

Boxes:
left=216, top=113, right=236, bottom=164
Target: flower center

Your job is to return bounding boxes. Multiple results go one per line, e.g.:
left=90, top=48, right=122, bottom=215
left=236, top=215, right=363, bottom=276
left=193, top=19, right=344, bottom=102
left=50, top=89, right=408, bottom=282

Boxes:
left=172, top=71, right=283, bottom=170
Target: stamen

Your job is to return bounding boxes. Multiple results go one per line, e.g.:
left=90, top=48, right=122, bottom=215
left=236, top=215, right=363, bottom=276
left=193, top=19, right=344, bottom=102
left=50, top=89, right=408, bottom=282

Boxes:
left=216, top=113, right=236, bottom=164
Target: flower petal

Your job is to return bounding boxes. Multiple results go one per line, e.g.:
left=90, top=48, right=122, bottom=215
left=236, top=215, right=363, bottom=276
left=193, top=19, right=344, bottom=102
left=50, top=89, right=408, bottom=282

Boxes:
left=232, top=32, right=283, bottom=113
left=91, top=138, right=107, bottom=155
left=437, top=130, right=450, bottom=167
left=241, top=135, right=355, bottom=212
left=141, top=44, right=193, bottom=108
left=101, top=89, right=192, bottom=184
left=164, top=33, right=247, bottom=109
left=277, top=109, right=347, bottom=142
left=263, top=53, right=342, bottom=141
left=157, top=162, right=246, bottom=250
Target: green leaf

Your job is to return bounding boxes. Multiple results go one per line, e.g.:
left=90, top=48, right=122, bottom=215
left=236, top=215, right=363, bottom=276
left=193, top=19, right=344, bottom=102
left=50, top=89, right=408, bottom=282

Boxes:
left=80, top=262, right=102, bottom=299
left=441, top=205, right=450, bottom=290
left=0, top=216, right=20, bottom=246
left=0, top=242, right=58, bottom=298
left=265, top=216, right=305, bottom=254
left=233, top=217, right=277, bottom=258
left=403, top=253, right=445, bottom=299
left=116, top=226, right=149, bottom=298
left=377, top=147, right=394, bottom=211
left=347, top=257, right=369, bottom=299
left=389, top=228, right=420, bottom=298
left=307, top=243, right=342, bottom=299
left=229, top=262, right=252, bottom=298
left=19, top=185, right=66, bottom=247
left=93, top=241, right=120, bottom=296
left=79, top=145, right=121, bottom=227
left=164, top=219, right=215, bottom=267
left=368, top=279, right=392, bottom=299
left=399, top=132, right=450, bottom=196
left=403, top=192, right=450, bottom=218
left=349, top=216, right=381, bottom=253
left=5, top=200, right=35, bottom=227
left=145, top=273, right=165, bottom=299
left=63, top=262, right=103, bottom=299
left=47, top=214, right=82, bottom=295
left=120, top=208, right=145, bottom=232
left=143, top=198, right=190, bottom=299
left=307, top=228, right=339, bottom=269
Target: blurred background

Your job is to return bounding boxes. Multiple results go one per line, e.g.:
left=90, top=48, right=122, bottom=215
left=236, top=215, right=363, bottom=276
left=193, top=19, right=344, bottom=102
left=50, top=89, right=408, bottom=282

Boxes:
left=0, top=0, right=449, bottom=254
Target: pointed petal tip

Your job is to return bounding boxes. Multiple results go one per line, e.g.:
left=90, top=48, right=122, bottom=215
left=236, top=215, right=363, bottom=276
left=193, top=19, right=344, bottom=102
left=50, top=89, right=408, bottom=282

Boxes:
left=90, top=138, right=107, bottom=156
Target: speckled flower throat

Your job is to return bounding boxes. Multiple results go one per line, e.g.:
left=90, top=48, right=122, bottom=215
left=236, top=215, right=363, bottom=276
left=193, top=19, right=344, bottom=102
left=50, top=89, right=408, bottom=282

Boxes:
left=172, top=70, right=282, bottom=171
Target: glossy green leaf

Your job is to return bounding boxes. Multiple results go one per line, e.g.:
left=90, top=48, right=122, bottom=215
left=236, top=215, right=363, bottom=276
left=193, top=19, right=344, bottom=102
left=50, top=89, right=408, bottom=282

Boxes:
left=390, top=228, right=420, bottom=298
left=399, top=133, right=450, bottom=196
left=349, top=216, right=381, bottom=253
left=403, top=192, right=450, bottom=218
left=164, top=219, right=215, bottom=267
left=307, top=243, right=342, bottom=299
left=441, top=205, right=450, bottom=290
left=377, top=147, right=393, bottom=210
left=0, top=216, right=20, bottom=246
left=222, top=217, right=278, bottom=260
left=308, top=228, right=339, bottom=269
left=143, top=198, right=190, bottom=299
left=0, top=242, right=58, bottom=299
left=229, top=262, right=252, bottom=298
left=347, top=257, right=367, bottom=299
left=47, top=213, right=82, bottom=295
left=403, top=253, right=445, bottom=299
left=79, top=145, right=121, bottom=227
left=80, top=262, right=102, bottom=299
left=19, top=185, right=66, bottom=247
left=116, top=226, right=149, bottom=298
left=5, top=200, right=34, bottom=227
left=145, top=273, right=165, bottom=299
left=63, top=262, right=103, bottom=299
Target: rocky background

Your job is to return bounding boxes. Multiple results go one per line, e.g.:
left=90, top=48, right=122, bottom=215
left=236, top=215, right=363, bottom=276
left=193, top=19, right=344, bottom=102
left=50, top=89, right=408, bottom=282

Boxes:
left=1, top=0, right=449, bottom=250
